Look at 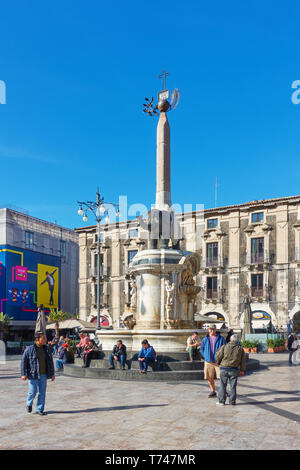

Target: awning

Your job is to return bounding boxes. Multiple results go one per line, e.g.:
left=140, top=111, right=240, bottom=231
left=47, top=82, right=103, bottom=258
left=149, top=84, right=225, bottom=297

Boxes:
left=46, top=319, right=96, bottom=332
left=251, top=320, right=271, bottom=330
left=194, top=313, right=223, bottom=323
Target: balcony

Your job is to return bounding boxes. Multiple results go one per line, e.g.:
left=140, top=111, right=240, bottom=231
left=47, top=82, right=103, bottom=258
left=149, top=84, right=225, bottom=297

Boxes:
left=244, top=250, right=273, bottom=266
left=294, top=248, right=300, bottom=262
left=206, top=289, right=218, bottom=300
left=201, top=256, right=225, bottom=269
left=89, top=266, right=109, bottom=279
left=251, top=288, right=264, bottom=298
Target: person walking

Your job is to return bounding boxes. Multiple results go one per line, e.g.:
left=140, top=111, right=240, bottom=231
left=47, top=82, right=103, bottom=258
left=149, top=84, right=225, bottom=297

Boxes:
left=288, top=332, right=299, bottom=365
left=200, top=325, right=226, bottom=398
left=109, top=340, right=127, bottom=370
left=21, top=332, right=55, bottom=415
left=215, top=334, right=246, bottom=406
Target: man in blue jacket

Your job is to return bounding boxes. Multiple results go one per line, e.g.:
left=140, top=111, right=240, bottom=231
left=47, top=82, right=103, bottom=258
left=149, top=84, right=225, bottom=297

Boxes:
left=138, top=339, right=156, bottom=373
left=200, top=325, right=226, bottom=398
left=21, top=332, right=55, bottom=415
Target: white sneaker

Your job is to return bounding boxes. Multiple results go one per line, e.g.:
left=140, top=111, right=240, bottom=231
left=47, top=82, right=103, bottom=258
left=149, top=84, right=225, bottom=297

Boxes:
left=216, top=402, right=225, bottom=406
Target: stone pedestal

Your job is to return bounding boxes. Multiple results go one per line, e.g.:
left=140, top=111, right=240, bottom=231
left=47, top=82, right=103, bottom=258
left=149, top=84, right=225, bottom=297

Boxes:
left=96, top=328, right=206, bottom=352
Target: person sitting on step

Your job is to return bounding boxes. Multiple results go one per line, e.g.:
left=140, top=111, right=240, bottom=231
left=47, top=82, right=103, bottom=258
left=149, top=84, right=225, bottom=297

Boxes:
left=186, top=332, right=201, bottom=362
left=75, top=332, right=90, bottom=358
left=138, top=339, right=156, bottom=374
left=82, top=339, right=100, bottom=368
left=56, top=342, right=74, bottom=371
left=109, top=340, right=127, bottom=370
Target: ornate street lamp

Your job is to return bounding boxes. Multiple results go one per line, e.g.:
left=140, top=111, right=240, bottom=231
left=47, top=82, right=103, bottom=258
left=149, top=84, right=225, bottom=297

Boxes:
left=77, top=187, right=119, bottom=330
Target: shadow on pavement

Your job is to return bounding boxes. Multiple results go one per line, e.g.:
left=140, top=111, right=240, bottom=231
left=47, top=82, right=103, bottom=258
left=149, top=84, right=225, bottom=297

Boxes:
left=46, top=403, right=169, bottom=414
left=0, top=375, right=21, bottom=379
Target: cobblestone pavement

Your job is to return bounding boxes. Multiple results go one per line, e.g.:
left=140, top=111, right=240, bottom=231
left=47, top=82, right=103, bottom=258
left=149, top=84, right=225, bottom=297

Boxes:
left=0, top=353, right=299, bottom=450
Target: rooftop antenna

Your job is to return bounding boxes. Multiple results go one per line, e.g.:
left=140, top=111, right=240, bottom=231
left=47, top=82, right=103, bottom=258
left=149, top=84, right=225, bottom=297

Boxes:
left=214, top=176, right=219, bottom=208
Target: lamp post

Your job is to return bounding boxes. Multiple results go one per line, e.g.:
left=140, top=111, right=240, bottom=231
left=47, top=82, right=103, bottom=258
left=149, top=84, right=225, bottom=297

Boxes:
left=77, top=187, right=119, bottom=330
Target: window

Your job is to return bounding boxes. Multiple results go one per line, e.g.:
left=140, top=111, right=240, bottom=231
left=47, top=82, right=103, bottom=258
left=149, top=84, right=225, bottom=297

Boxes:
left=129, top=229, right=138, bottom=238
left=206, top=242, right=218, bottom=266
left=60, top=240, right=66, bottom=258
left=251, top=238, right=264, bottom=263
left=251, top=274, right=263, bottom=297
left=251, top=212, right=263, bottom=223
left=128, top=250, right=138, bottom=264
left=207, top=277, right=218, bottom=299
left=95, top=233, right=104, bottom=242
left=207, top=218, right=218, bottom=229
left=25, top=231, right=34, bottom=249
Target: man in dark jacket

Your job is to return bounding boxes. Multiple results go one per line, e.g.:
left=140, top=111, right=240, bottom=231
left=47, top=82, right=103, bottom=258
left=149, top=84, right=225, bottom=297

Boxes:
left=215, top=334, right=246, bottom=406
left=109, top=340, right=127, bottom=370
left=21, top=333, right=55, bottom=415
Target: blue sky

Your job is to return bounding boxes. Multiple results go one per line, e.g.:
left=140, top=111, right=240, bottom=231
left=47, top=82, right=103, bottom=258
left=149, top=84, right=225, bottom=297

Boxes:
left=0, top=0, right=300, bottom=229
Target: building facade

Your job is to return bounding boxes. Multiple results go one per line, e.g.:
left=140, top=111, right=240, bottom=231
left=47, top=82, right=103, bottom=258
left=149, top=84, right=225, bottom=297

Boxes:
left=76, top=195, right=300, bottom=332
left=0, top=208, right=79, bottom=340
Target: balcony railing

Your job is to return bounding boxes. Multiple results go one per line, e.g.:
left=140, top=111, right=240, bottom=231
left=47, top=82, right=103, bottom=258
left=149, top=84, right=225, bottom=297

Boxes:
left=89, top=266, right=108, bottom=278
left=251, top=288, right=264, bottom=298
left=206, top=289, right=218, bottom=300
left=201, top=256, right=225, bottom=268
left=294, top=248, right=300, bottom=262
left=244, top=250, right=273, bottom=265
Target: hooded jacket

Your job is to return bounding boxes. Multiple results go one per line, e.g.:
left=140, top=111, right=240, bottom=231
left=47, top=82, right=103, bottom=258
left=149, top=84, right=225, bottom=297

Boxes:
left=215, top=340, right=246, bottom=371
left=200, top=332, right=226, bottom=363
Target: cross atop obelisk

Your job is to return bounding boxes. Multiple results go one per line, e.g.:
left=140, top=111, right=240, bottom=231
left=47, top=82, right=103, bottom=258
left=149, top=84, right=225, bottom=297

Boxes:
left=158, top=70, right=169, bottom=93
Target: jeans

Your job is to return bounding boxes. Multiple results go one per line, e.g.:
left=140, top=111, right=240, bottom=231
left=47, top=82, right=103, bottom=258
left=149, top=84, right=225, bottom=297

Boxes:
left=218, top=367, right=239, bottom=404
left=26, top=374, right=47, bottom=412
left=53, top=344, right=59, bottom=355
left=56, top=359, right=66, bottom=370
left=138, top=359, right=155, bottom=371
left=289, top=350, right=294, bottom=364
left=109, top=354, right=126, bottom=367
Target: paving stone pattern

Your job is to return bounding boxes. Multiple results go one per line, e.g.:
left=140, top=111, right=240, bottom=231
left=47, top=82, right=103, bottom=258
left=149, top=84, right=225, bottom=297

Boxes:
left=0, top=353, right=299, bottom=450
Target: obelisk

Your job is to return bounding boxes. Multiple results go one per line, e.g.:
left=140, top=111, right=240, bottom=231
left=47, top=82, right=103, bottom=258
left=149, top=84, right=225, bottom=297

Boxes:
left=155, top=111, right=171, bottom=211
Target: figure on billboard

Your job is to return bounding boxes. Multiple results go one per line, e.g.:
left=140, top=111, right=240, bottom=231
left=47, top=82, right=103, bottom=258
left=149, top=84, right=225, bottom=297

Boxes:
left=21, top=288, right=28, bottom=304
left=12, top=287, right=18, bottom=302
left=40, top=270, right=57, bottom=306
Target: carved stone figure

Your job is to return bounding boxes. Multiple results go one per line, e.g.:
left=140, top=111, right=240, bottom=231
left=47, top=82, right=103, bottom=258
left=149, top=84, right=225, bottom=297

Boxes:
left=181, top=268, right=195, bottom=286
left=130, top=279, right=137, bottom=310
left=165, top=279, right=175, bottom=306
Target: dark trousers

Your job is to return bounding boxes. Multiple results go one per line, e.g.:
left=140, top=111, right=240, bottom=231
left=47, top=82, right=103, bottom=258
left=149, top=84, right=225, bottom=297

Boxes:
left=109, top=354, right=126, bottom=367
left=289, top=350, right=294, bottom=364
left=83, top=352, right=98, bottom=367
left=139, top=359, right=155, bottom=371
left=76, top=347, right=83, bottom=357
left=218, top=367, right=239, bottom=404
